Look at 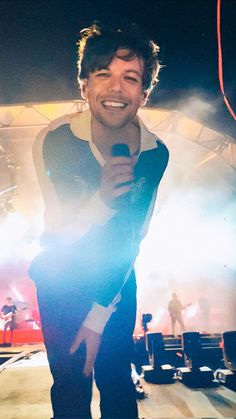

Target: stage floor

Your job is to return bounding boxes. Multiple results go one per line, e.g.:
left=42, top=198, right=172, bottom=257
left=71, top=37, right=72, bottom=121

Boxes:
left=0, top=344, right=236, bottom=419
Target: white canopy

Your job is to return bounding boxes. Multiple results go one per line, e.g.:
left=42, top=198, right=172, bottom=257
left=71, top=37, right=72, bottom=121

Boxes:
left=0, top=99, right=235, bottom=221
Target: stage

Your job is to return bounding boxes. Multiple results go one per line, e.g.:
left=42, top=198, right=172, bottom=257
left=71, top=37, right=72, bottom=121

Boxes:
left=0, top=343, right=236, bottom=419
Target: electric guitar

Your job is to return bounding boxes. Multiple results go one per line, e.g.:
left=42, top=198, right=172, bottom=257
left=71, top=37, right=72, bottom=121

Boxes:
left=183, top=303, right=192, bottom=311
left=0, top=307, right=28, bottom=327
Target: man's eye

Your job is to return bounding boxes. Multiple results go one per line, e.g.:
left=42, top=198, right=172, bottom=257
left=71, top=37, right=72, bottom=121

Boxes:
left=125, top=76, right=139, bottom=83
left=96, top=72, right=110, bottom=77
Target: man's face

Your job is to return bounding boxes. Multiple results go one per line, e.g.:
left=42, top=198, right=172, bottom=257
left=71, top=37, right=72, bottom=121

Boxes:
left=81, top=49, right=148, bottom=129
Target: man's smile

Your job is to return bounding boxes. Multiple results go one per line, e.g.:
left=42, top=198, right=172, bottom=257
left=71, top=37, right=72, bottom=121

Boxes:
left=101, top=100, right=128, bottom=109
left=82, top=53, right=147, bottom=129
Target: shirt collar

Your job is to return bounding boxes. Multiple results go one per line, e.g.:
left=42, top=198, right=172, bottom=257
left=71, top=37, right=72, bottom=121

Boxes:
left=70, top=108, right=158, bottom=152
left=138, top=113, right=158, bottom=151
left=70, top=108, right=92, bottom=141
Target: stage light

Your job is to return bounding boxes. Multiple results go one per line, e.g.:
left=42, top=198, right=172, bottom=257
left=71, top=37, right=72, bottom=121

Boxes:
left=0, top=212, right=30, bottom=263
left=152, top=307, right=165, bottom=324
left=136, top=190, right=236, bottom=279
left=10, top=286, right=25, bottom=303
left=185, top=304, right=198, bottom=319
left=0, top=212, right=28, bottom=240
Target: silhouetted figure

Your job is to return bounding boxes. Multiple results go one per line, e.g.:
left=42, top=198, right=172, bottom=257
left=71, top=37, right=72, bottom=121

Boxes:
left=168, top=292, right=188, bottom=335
left=0, top=297, right=17, bottom=346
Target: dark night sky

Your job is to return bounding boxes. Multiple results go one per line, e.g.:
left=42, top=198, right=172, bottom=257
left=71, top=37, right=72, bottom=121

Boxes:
left=0, top=0, right=235, bottom=136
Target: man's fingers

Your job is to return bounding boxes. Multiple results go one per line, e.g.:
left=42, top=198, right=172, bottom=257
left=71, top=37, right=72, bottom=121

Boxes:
left=83, top=333, right=101, bottom=376
left=69, top=331, right=83, bottom=354
left=69, top=326, right=101, bottom=377
left=113, top=184, right=132, bottom=198
left=83, top=347, right=98, bottom=376
left=83, top=356, right=95, bottom=376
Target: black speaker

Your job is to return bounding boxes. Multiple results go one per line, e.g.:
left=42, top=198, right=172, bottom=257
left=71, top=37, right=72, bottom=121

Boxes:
left=177, top=332, right=214, bottom=387
left=182, top=332, right=202, bottom=369
left=143, top=333, right=175, bottom=384
left=222, top=331, right=236, bottom=371
left=146, top=332, right=166, bottom=367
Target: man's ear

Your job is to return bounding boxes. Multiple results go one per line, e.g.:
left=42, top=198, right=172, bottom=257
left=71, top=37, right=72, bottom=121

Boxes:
left=80, top=79, right=88, bottom=100
left=140, top=89, right=151, bottom=107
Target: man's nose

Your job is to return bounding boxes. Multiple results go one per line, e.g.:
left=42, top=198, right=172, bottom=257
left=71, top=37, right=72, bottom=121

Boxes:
left=108, top=76, right=122, bottom=92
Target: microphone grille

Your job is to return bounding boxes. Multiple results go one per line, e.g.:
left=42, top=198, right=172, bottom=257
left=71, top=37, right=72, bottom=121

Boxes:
left=111, top=143, right=130, bottom=158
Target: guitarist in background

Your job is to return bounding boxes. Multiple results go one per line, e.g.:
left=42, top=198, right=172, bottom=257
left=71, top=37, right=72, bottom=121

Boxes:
left=0, top=297, right=17, bottom=346
left=168, top=292, right=191, bottom=336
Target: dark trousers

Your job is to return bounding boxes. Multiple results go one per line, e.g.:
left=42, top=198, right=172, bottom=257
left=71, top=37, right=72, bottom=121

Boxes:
left=36, top=271, right=138, bottom=419
left=3, top=320, right=15, bottom=344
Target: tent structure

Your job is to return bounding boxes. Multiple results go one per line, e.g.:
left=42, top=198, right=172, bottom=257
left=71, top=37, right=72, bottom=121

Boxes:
left=0, top=100, right=235, bottom=334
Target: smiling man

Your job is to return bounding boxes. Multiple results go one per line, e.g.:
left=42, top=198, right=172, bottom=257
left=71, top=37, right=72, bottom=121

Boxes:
left=29, top=23, right=169, bottom=419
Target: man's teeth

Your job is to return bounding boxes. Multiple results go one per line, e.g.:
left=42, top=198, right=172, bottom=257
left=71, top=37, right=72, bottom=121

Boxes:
left=103, top=101, right=126, bottom=108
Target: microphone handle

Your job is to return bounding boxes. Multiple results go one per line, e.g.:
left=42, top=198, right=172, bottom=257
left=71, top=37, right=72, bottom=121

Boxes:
left=111, top=143, right=131, bottom=209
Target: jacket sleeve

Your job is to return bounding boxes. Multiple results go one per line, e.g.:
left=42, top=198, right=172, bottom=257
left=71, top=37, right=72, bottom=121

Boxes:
left=32, top=124, right=116, bottom=247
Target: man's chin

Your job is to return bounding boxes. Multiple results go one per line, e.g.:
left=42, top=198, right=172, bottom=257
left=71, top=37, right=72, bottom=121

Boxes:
left=97, top=115, right=132, bottom=130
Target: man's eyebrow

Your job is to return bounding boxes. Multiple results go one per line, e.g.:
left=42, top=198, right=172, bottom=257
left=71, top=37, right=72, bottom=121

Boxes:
left=125, top=69, right=142, bottom=76
left=95, top=67, right=142, bottom=76
left=94, top=66, right=109, bottom=72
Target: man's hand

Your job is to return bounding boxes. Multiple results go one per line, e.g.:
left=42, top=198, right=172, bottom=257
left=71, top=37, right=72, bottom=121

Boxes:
left=100, top=156, right=134, bottom=208
left=69, top=325, right=101, bottom=376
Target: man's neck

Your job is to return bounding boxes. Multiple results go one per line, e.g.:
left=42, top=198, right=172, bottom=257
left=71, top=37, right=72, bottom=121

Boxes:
left=91, top=117, right=141, bottom=160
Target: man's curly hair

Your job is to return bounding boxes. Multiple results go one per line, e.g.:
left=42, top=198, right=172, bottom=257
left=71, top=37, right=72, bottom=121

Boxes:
left=77, top=22, right=160, bottom=93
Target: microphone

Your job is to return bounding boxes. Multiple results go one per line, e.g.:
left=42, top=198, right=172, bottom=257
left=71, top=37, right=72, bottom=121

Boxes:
left=111, top=143, right=131, bottom=209
left=111, top=143, right=130, bottom=159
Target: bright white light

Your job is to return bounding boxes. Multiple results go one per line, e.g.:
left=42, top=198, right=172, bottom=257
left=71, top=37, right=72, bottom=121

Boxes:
left=185, top=304, right=198, bottom=319
left=152, top=307, right=166, bottom=324
left=136, top=192, right=236, bottom=279
left=0, top=213, right=28, bottom=262
left=1, top=212, right=28, bottom=239
left=11, top=286, right=25, bottom=302
left=20, top=239, right=42, bottom=261
left=0, top=212, right=42, bottom=263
